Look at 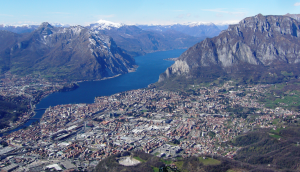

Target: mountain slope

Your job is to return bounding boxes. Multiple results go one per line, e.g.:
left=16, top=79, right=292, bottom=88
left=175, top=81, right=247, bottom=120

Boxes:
left=0, top=21, right=207, bottom=58
left=157, top=14, right=300, bottom=88
left=0, top=30, right=20, bottom=52
left=0, top=31, right=21, bottom=73
left=89, top=21, right=204, bottom=56
left=0, top=23, right=135, bottom=80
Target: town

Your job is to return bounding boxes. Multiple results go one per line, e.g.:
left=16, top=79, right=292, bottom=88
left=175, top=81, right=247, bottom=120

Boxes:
left=0, top=72, right=74, bottom=134
left=0, top=77, right=298, bottom=171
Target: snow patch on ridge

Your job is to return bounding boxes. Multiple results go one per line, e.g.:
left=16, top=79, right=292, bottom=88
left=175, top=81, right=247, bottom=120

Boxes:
left=89, top=38, right=96, bottom=45
left=50, top=23, right=70, bottom=28
left=0, top=24, right=37, bottom=28
left=91, top=19, right=124, bottom=30
left=70, top=26, right=83, bottom=35
left=214, top=20, right=240, bottom=25
left=184, top=22, right=215, bottom=27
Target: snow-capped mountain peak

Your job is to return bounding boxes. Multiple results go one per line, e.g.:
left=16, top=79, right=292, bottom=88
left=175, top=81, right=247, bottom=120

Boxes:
left=0, top=24, right=37, bottom=28
left=185, top=22, right=215, bottom=27
left=50, top=23, right=70, bottom=28
left=214, top=20, right=239, bottom=25
left=91, top=19, right=124, bottom=30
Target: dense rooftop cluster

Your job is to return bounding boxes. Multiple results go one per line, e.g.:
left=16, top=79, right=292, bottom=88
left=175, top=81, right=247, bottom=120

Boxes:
left=0, top=80, right=299, bottom=171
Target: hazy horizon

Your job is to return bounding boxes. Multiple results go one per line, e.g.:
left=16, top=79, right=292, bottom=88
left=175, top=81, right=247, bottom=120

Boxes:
left=1, top=0, right=299, bottom=26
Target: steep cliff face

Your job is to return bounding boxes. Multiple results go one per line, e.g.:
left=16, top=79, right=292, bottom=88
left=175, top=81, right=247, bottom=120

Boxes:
left=0, top=23, right=135, bottom=80
left=159, top=14, right=300, bottom=85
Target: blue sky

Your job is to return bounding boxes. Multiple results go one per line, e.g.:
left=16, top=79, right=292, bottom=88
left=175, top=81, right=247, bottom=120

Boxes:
left=0, top=0, right=300, bottom=25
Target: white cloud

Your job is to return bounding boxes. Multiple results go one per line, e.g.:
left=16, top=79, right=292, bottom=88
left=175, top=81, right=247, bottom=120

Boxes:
left=201, top=8, right=246, bottom=16
left=294, top=2, right=300, bottom=6
left=0, top=14, right=13, bottom=17
left=132, top=20, right=177, bottom=25
left=49, top=12, right=71, bottom=15
left=1, top=21, right=40, bottom=26
left=216, top=13, right=223, bottom=17
left=95, top=14, right=115, bottom=19
left=177, top=13, right=191, bottom=18
left=171, top=10, right=184, bottom=12
left=18, top=21, right=39, bottom=24
left=214, top=20, right=240, bottom=25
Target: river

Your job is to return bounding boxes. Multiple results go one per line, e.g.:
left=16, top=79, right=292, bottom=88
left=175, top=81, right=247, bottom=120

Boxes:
left=7, top=49, right=186, bottom=134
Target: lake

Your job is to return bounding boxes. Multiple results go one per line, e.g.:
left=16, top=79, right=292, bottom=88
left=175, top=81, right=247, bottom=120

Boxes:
left=7, top=49, right=186, bottom=133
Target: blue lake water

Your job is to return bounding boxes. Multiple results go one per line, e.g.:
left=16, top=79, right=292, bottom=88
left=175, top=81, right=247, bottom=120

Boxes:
left=7, top=49, right=186, bottom=133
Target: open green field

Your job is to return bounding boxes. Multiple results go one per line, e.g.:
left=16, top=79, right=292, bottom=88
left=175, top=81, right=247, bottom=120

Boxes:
left=269, top=133, right=281, bottom=139
left=270, top=127, right=283, bottom=134
left=198, top=157, right=221, bottom=166
left=152, top=167, right=160, bottom=172
left=174, top=161, right=189, bottom=172
left=263, top=91, right=300, bottom=109
left=227, top=170, right=235, bottom=172
left=133, top=156, right=146, bottom=163
left=258, top=82, right=300, bottom=111
left=160, top=159, right=172, bottom=164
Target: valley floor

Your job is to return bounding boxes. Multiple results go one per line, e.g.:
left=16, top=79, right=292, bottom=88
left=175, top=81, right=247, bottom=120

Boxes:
left=1, top=76, right=300, bottom=171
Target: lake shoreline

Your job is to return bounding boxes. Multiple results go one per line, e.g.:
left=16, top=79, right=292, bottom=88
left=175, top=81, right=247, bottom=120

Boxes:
left=3, top=49, right=185, bottom=135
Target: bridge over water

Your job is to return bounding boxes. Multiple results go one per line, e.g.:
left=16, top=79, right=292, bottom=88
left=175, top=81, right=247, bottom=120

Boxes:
left=34, top=108, right=47, bottom=111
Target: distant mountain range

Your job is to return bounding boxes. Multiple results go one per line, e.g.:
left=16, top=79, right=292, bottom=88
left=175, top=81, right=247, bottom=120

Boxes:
left=0, top=21, right=227, bottom=57
left=87, top=20, right=205, bottom=57
left=137, top=22, right=229, bottom=38
left=0, top=23, right=70, bottom=34
left=0, top=20, right=227, bottom=81
left=157, top=14, right=300, bottom=89
left=0, top=25, right=38, bottom=34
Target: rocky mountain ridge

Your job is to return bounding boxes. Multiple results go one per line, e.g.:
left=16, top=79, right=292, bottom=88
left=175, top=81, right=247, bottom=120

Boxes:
left=0, top=22, right=135, bottom=80
left=0, top=21, right=205, bottom=58
left=158, top=14, right=300, bottom=87
left=285, top=13, right=300, bottom=22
